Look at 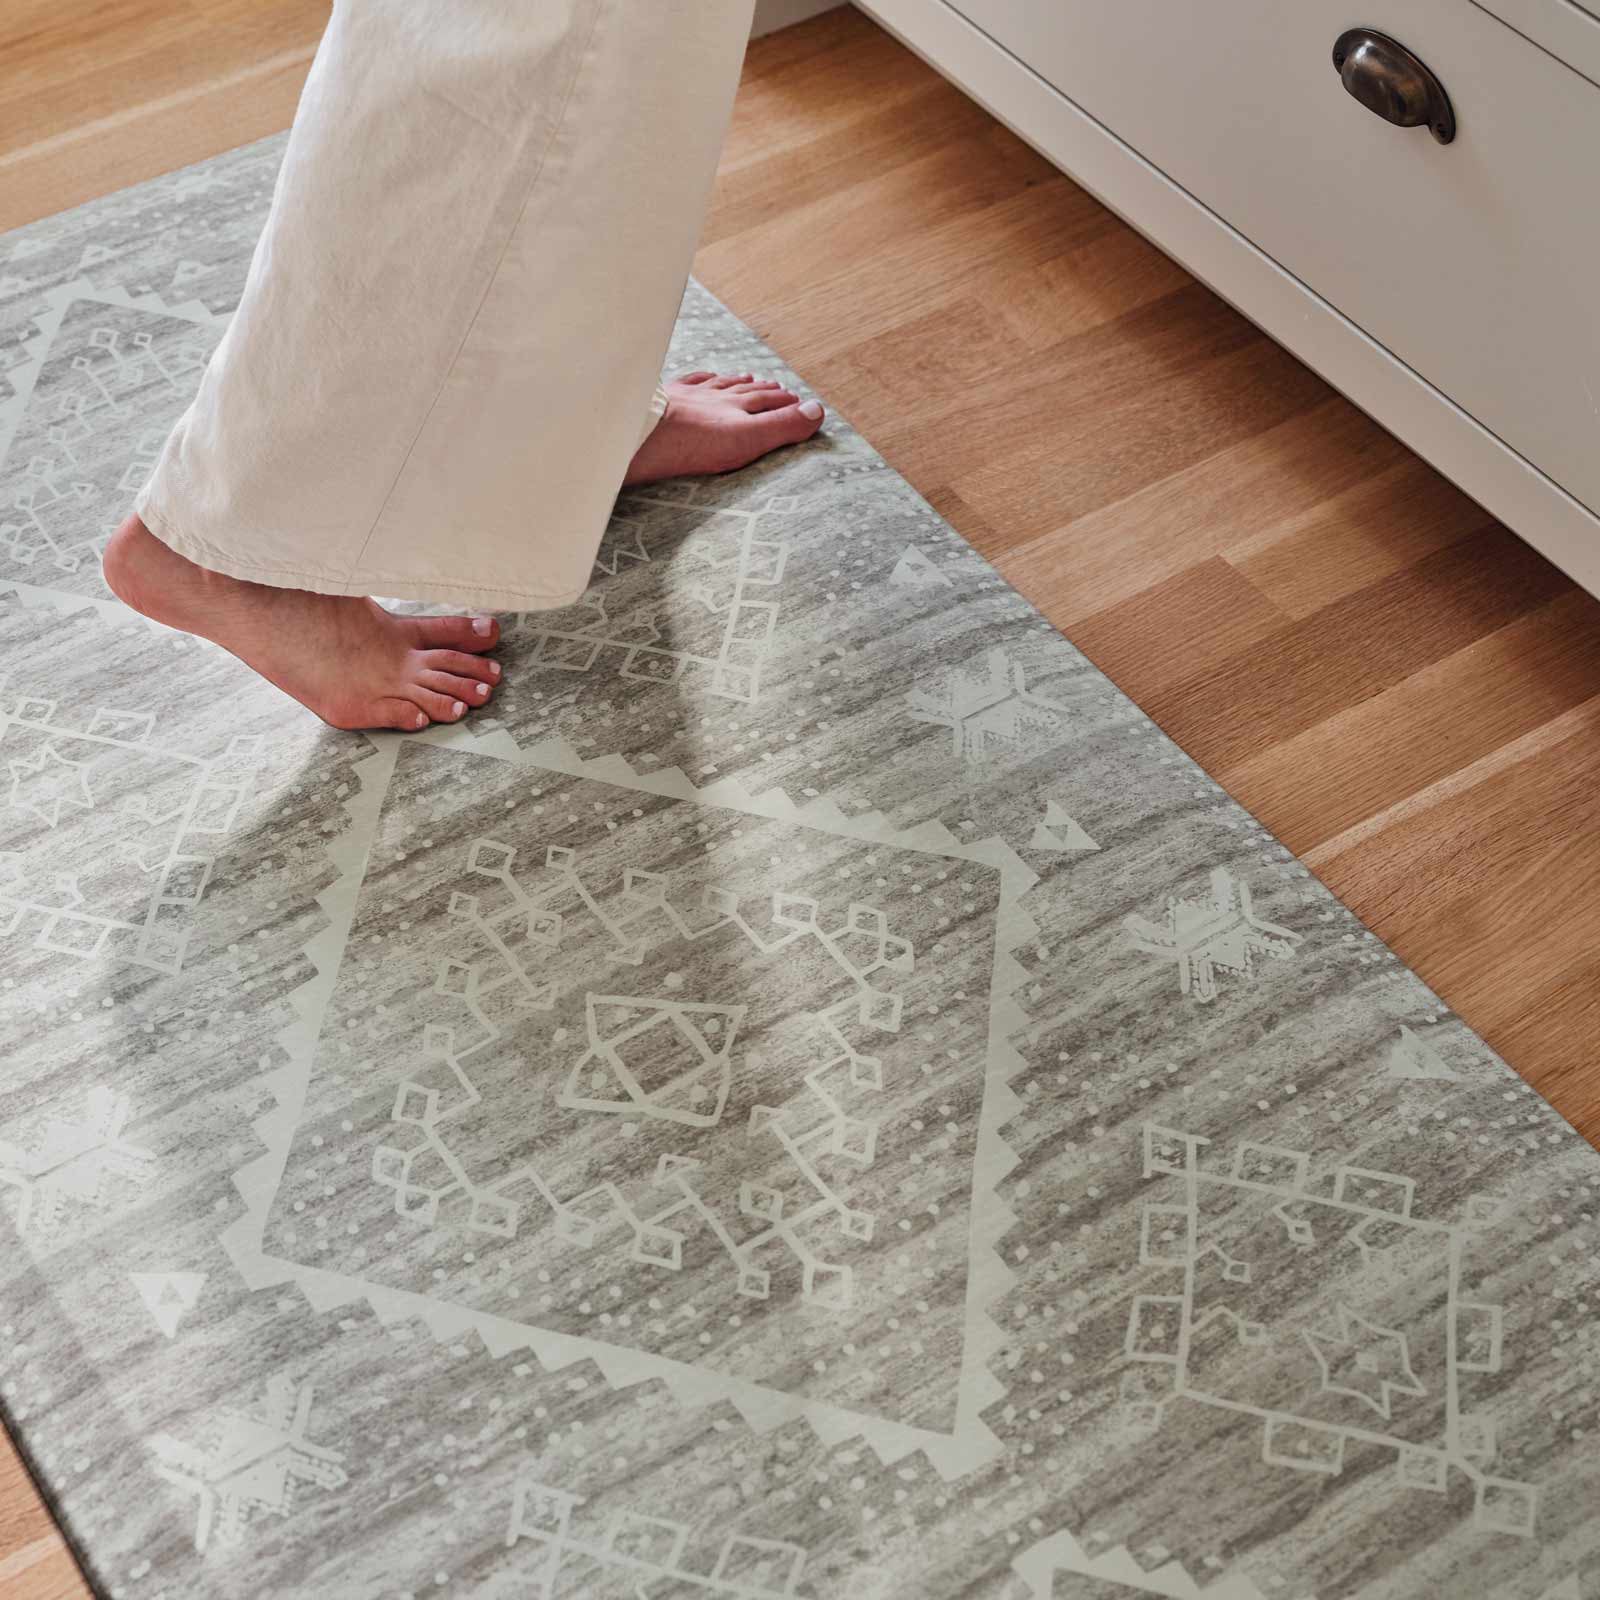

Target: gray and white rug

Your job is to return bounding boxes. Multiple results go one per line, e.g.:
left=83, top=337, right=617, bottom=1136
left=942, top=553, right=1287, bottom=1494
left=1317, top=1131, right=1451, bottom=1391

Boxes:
left=1, top=136, right=1597, bottom=1600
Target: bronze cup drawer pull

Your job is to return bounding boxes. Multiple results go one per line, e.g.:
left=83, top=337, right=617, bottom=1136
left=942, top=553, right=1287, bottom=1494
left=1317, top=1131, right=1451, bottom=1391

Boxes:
left=1332, top=28, right=1455, bottom=143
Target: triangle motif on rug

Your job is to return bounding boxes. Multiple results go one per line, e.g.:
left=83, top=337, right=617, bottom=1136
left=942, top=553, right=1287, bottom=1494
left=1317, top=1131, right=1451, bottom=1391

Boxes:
left=1031, top=800, right=1099, bottom=853
left=889, top=543, right=953, bottom=588
left=1386, top=1025, right=1458, bottom=1081
left=131, top=1270, right=207, bottom=1338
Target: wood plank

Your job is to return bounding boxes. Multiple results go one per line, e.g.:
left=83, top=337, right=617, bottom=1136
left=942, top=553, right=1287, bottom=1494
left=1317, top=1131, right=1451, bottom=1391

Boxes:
left=950, top=319, right=1332, bottom=543
left=700, top=172, right=1111, bottom=369
left=0, top=0, right=327, bottom=152
left=1065, top=557, right=1290, bottom=706
left=1141, top=525, right=1577, bottom=774
left=1491, top=950, right=1600, bottom=1136
left=0, top=43, right=318, bottom=231
left=700, top=128, right=1061, bottom=327
left=1228, top=453, right=1496, bottom=618
left=1308, top=696, right=1600, bottom=1131
left=719, top=6, right=937, bottom=166
left=1224, top=589, right=1600, bottom=852
left=995, top=398, right=1400, bottom=627
left=705, top=78, right=998, bottom=246
left=989, top=222, right=1196, bottom=352
left=829, top=281, right=1282, bottom=490
left=0, top=1432, right=89, bottom=1600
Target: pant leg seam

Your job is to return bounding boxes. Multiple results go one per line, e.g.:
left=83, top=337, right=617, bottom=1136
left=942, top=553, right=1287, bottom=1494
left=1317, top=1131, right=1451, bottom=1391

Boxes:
left=338, top=0, right=612, bottom=591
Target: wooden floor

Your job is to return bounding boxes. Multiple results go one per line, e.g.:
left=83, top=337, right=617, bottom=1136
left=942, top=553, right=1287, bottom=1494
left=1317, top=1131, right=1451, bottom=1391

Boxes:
left=4, top=5, right=1599, bottom=1594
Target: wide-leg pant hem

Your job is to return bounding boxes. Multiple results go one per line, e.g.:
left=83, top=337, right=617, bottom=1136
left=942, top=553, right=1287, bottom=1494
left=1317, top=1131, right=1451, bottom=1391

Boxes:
left=135, top=491, right=589, bottom=613
left=132, top=0, right=752, bottom=612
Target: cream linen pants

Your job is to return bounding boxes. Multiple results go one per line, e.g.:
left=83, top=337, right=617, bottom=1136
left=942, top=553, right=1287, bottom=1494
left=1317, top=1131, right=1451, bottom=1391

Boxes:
left=135, top=0, right=755, bottom=613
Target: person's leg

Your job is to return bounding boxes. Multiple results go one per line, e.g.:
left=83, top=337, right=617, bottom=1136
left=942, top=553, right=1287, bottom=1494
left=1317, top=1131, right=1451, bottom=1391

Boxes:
left=104, top=0, right=820, bottom=731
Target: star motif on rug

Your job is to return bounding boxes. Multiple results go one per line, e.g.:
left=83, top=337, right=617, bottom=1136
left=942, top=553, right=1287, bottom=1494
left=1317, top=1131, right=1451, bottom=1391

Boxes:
left=150, top=1375, right=347, bottom=1551
left=905, top=647, right=1067, bottom=760
left=0, top=1085, right=154, bottom=1237
left=7, top=743, right=94, bottom=827
left=1124, top=865, right=1302, bottom=1002
left=1303, top=1306, right=1426, bottom=1419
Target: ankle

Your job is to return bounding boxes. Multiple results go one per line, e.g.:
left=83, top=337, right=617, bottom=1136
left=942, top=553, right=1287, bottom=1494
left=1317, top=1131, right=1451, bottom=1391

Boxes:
left=104, top=511, right=231, bottom=631
left=102, top=514, right=150, bottom=611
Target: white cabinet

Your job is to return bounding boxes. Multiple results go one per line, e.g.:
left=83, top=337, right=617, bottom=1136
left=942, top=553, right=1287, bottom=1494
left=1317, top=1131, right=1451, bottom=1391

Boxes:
left=857, top=0, right=1600, bottom=596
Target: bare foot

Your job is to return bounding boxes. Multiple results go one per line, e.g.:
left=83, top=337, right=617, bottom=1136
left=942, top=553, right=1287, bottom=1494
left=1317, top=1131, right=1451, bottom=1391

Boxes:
left=102, top=514, right=501, bottom=732
left=623, top=370, right=824, bottom=486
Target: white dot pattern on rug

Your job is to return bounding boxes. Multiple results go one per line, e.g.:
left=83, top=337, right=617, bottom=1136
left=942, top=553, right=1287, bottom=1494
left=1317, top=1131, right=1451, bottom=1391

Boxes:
left=1, top=134, right=1598, bottom=1600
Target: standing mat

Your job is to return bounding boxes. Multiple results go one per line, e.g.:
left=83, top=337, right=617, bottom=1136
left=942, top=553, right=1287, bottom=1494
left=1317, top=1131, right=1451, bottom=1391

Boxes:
left=1, top=135, right=1596, bottom=1600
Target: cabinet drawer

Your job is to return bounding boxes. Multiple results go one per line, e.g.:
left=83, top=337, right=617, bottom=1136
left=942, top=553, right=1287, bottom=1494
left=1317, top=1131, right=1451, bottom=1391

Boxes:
left=1474, top=0, right=1600, bottom=86
left=948, top=0, right=1600, bottom=516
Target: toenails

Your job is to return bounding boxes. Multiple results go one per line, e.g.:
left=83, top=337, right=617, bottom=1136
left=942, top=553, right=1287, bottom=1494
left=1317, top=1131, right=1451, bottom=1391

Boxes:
left=416, top=662, right=494, bottom=703
left=624, top=372, right=828, bottom=486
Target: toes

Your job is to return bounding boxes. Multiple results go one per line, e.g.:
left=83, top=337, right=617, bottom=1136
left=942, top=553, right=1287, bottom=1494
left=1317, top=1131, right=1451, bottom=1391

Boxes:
left=740, top=389, right=800, bottom=413
left=409, top=613, right=499, bottom=651
left=709, top=373, right=754, bottom=389
left=374, top=697, right=430, bottom=732
left=674, top=370, right=716, bottom=385
left=746, top=399, right=826, bottom=453
left=418, top=669, right=494, bottom=706
left=420, top=648, right=501, bottom=686
left=408, top=686, right=471, bottom=723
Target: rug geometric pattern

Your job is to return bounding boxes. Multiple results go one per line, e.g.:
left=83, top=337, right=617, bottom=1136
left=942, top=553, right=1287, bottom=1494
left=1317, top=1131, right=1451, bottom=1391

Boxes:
left=1, top=136, right=1596, bottom=1600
